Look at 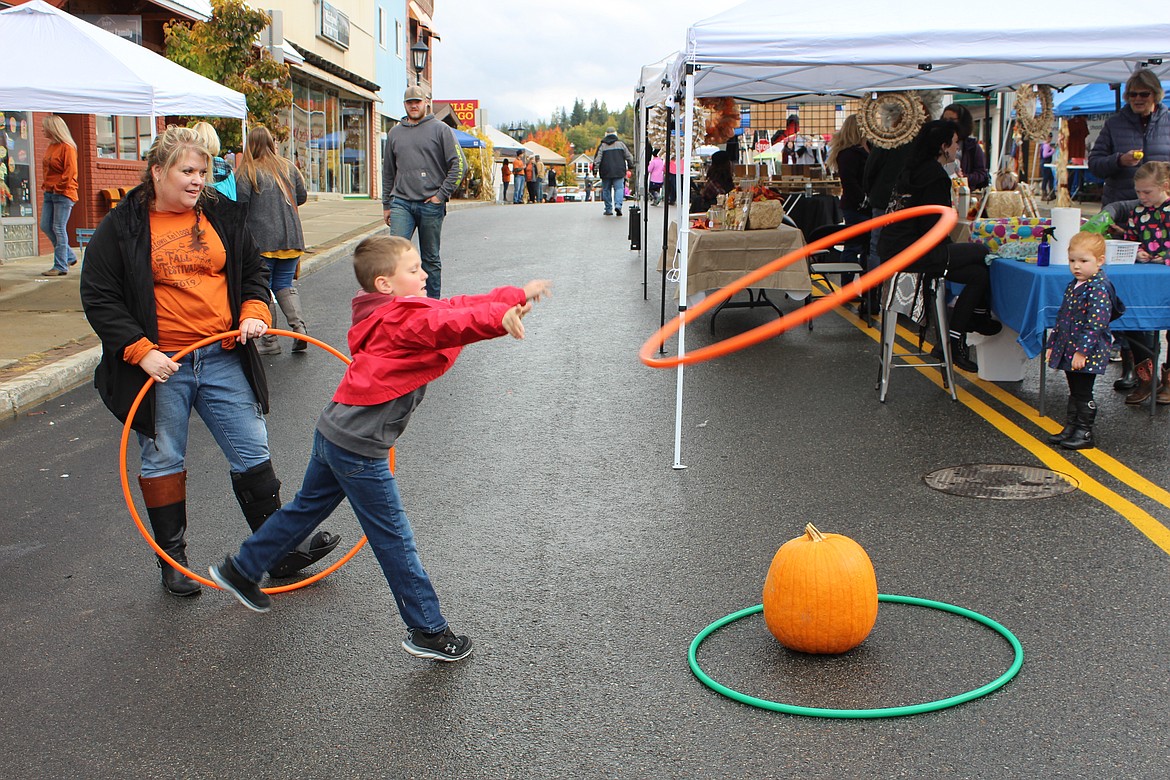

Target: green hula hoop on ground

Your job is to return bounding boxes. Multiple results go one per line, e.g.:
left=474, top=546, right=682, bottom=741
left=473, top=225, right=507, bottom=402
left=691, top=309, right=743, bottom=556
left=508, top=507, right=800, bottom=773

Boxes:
left=689, top=593, right=1024, bottom=718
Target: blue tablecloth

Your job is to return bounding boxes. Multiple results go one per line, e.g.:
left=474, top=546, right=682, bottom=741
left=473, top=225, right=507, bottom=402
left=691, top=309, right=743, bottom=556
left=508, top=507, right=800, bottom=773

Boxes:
left=990, top=258, right=1170, bottom=358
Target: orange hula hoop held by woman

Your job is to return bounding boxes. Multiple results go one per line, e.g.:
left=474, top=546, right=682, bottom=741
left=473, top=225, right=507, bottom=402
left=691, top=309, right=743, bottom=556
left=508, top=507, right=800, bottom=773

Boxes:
left=639, top=205, right=957, bottom=368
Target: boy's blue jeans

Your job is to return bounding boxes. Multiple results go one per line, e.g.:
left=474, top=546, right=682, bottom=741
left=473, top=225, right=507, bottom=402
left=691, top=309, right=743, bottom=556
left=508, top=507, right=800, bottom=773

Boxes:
left=232, top=430, right=447, bottom=633
left=388, top=196, right=445, bottom=299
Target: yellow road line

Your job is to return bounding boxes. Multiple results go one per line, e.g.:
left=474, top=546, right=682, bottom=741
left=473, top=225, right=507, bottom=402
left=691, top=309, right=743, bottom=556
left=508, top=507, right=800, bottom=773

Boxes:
left=827, top=300, right=1170, bottom=554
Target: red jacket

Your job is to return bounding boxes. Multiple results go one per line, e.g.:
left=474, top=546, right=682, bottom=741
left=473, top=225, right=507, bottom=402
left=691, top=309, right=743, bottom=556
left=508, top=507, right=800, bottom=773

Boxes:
left=333, top=286, right=527, bottom=405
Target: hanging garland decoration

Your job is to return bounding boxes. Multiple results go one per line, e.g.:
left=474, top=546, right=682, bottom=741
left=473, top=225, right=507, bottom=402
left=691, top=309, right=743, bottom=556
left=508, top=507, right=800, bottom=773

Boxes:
left=648, top=101, right=710, bottom=156
left=1014, top=84, right=1054, bottom=141
left=858, top=92, right=926, bottom=149
left=699, top=97, right=740, bottom=144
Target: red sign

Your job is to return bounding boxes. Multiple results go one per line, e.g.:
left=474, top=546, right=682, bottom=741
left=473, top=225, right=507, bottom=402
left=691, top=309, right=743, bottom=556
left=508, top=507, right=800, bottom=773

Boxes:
left=434, top=100, right=479, bottom=128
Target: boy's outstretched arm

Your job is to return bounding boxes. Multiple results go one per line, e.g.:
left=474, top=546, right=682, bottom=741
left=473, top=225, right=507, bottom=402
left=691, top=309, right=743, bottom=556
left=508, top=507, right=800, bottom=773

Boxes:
left=502, top=302, right=533, bottom=339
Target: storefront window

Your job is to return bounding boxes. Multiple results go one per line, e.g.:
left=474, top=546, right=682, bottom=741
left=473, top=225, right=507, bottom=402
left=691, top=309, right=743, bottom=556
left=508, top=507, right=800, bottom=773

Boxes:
left=0, top=110, right=37, bottom=260
left=97, top=115, right=151, bottom=160
left=341, top=100, right=367, bottom=194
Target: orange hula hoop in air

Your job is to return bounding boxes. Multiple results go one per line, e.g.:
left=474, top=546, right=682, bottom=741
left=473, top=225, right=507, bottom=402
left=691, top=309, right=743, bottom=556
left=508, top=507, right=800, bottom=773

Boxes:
left=639, top=205, right=958, bottom=368
left=118, top=328, right=378, bottom=595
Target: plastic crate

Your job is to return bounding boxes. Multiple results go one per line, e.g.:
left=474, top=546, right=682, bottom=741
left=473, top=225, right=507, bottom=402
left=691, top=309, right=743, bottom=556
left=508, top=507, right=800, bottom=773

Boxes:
left=1105, top=240, right=1139, bottom=264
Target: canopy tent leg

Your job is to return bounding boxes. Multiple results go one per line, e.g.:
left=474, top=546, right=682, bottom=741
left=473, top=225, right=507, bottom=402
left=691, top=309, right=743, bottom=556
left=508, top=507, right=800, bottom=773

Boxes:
left=671, top=69, right=696, bottom=470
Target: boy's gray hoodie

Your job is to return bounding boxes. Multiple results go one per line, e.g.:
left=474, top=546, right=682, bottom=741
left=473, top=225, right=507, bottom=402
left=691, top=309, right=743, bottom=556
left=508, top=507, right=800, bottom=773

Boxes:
left=382, top=113, right=465, bottom=206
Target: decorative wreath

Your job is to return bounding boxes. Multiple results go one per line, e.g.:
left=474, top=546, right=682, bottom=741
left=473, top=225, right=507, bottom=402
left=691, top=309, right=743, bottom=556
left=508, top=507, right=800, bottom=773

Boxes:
left=1014, top=84, right=1054, bottom=141
left=858, top=92, right=926, bottom=149
left=648, top=101, right=709, bottom=155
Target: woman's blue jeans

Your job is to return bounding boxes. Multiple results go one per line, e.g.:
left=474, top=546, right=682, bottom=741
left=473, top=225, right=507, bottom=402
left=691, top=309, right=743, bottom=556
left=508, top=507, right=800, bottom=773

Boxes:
left=389, top=196, right=445, bottom=299
left=232, top=431, right=447, bottom=633
left=264, top=256, right=300, bottom=293
left=137, top=343, right=270, bottom=478
left=40, top=193, right=77, bottom=272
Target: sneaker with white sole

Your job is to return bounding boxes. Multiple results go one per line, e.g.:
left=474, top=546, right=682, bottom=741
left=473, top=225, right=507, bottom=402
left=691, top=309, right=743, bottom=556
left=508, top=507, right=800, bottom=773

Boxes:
left=402, top=626, right=473, bottom=662
left=209, top=557, right=271, bottom=613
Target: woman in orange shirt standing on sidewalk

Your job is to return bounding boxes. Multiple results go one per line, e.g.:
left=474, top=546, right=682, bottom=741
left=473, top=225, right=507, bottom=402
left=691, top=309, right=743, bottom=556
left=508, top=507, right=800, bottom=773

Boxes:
left=39, top=115, right=78, bottom=277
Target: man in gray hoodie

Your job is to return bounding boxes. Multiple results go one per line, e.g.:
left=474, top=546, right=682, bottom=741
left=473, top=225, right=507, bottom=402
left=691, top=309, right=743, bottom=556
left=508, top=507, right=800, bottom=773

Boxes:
left=592, top=127, right=634, bottom=217
left=382, top=85, right=467, bottom=298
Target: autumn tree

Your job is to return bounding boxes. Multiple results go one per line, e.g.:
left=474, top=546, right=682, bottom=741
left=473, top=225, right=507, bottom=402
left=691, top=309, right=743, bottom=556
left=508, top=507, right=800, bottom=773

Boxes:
left=164, top=0, right=292, bottom=150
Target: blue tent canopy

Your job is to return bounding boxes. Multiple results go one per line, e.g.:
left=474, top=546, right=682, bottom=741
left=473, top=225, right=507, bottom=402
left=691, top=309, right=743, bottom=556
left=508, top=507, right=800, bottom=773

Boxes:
left=453, top=128, right=485, bottom=148
left=1054, top=82, right=1170, bottom=116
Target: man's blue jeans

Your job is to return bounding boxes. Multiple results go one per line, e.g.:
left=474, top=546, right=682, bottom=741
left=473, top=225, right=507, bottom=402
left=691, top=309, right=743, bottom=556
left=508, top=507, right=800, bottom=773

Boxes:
left=513, top=175, right=526, bottom=203
left=137, top=343, right=270, bottom=478
left=232, top=430, right=448, bottom=633
left=389, top=196, right=445, bottom=299
left=600, top=177, right=623, bottom=214
left=40, top=192, right=77, bottom=272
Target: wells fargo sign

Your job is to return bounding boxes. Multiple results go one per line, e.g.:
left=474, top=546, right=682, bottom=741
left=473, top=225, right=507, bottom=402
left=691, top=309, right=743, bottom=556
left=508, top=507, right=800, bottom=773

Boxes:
left=435, top=100, right=479, bottom=128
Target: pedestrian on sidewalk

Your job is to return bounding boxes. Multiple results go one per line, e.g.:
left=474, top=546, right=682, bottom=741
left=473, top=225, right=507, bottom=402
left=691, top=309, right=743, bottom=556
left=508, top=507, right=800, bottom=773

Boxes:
left=592, top=127, right=633, bottom=217
left=647, top=149, right=665, bottom=206
left=382, top=85, right=466, bottom=299
left=191, top=121, right=237, bottom=201
left=513, top=150, right=527, bottom=204
left=533, top=155, right=545, bottom=203
left=236, top=124, right=310, bottom=355
left=546, top=164, right=557, bottom=202
left=210, top=234, right=552, bottom=664
left=38, top=115, right=78, bottom=277
left=500, top=158, right=512, bottom=203
left=80, top=126, right=340, bottom=599
left=525, top=154, right=539, bottom=204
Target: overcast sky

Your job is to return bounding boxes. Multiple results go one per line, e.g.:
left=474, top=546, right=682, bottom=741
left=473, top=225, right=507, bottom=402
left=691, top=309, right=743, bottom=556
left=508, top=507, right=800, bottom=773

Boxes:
left=430, top=0, right=745, bottom=127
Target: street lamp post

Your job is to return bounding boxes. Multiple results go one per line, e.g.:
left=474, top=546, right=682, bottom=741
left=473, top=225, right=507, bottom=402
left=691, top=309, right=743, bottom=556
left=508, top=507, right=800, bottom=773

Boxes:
left=410, top=40, right=429, bottom=86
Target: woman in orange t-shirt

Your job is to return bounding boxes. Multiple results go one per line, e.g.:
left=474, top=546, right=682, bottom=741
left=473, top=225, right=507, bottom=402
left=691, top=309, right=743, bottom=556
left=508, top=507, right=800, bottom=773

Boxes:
left=39, top=115, right=79, bottom=276
left=80, top=127, right=340, bottom=597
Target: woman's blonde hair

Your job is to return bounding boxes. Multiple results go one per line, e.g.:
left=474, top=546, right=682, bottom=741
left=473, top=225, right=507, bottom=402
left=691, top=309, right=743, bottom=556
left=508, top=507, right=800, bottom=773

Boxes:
left=237, top=124, right=297, bottom=205
left=42, top=115, right=76, bottom=148
left=139, top=126, right=214, bottom=247
left=1126, top=69, right=1165, bottom=105
left=827, top=114, right=864, bottom=173
left=1133, top=160, right=1170, bottom=192
left=189, top=121, right=221, bottom=157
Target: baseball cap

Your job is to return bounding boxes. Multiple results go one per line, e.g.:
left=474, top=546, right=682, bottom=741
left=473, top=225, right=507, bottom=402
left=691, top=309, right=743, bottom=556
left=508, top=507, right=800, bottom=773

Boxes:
left=606, top=126, right=617, bottom=134
left=404, top=85, right=428, bottom=102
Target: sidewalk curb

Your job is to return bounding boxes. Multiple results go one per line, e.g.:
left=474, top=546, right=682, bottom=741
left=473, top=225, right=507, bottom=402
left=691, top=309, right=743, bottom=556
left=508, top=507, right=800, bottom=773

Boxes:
left=0, top=199, right=496, bottom=421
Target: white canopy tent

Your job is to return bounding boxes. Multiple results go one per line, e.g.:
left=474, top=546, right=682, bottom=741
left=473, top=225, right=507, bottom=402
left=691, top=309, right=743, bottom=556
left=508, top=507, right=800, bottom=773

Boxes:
left=659, top=0, right=1170, bottom=468
left=0, top=0, right=247, bottom=119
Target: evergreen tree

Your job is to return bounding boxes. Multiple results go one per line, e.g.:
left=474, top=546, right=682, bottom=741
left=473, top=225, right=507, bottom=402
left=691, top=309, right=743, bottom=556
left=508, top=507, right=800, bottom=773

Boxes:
left=570, top=99, right=586, bottom=126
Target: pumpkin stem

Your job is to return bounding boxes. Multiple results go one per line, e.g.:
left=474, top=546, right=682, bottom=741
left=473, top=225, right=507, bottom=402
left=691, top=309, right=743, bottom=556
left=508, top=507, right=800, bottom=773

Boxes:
left=805, top=523, right=826, bottom=542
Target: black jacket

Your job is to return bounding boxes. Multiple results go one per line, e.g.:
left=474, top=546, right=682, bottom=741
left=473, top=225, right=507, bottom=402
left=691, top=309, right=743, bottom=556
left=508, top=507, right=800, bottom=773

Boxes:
left=80, top=186, right=271, bottom=436
left=876, top=158, right=952, bottom=271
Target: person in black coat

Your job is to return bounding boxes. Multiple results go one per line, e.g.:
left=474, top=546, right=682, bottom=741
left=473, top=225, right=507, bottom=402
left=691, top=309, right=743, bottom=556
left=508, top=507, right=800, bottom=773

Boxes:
left=878, top=120, right=1000, bottom=372
left=81, top=127, right=339, bottom=598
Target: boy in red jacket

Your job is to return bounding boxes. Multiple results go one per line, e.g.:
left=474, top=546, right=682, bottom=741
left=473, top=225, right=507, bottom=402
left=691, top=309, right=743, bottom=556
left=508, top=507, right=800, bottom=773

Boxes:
left=211, top=235, right=551, bottom=662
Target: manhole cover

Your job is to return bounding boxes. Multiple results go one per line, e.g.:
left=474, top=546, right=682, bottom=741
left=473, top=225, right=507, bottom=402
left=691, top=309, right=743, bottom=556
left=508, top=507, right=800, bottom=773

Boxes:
left=924, top=464, right=1079, bottom=499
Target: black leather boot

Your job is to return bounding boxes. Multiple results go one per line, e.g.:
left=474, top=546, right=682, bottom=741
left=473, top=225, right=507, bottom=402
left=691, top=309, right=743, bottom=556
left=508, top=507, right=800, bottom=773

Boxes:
left=139, top=472, right=201, bottom=597
left=1114, top=349, right=1137, bottom=391
left=1047, top=397, right=1078, bottom=445
left=1060, top=400, right=1097, bottom=450
left=231, top=460, right=341, bottom=579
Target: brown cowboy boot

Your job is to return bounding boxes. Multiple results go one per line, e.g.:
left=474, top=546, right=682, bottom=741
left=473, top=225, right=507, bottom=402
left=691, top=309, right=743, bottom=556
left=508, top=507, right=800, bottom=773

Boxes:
left=1125, top=359, right=1155, bottom=405
left=1157, top=364, right=1170, bottom=405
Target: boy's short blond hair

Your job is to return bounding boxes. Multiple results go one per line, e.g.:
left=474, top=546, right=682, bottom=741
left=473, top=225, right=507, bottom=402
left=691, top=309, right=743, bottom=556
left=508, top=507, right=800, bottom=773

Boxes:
left=353, top=235, right=416, bottom=292
left=1069, top=231, right=1106, bottom=260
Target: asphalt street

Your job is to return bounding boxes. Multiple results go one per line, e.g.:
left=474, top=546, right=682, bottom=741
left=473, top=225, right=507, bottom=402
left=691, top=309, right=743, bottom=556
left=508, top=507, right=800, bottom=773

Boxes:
left=1, top=200, right=1168, bottom=778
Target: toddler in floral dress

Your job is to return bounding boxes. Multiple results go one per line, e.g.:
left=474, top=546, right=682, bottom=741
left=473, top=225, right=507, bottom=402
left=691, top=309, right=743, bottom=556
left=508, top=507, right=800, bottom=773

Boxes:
left=1119, top=161, right=1170, bottom=404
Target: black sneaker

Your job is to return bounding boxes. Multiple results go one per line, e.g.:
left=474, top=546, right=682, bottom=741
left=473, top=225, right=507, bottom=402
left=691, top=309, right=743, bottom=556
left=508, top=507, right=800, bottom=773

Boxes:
left=615, top=208, right=623, bottom=217
left=402, top=626, right=473, bottom=662
left=209, top=557, right=271, bottom=613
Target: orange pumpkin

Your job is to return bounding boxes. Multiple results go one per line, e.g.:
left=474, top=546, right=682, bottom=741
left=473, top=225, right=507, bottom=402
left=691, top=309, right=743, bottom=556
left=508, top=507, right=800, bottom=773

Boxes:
left=762, top=523, right=878, bottom=654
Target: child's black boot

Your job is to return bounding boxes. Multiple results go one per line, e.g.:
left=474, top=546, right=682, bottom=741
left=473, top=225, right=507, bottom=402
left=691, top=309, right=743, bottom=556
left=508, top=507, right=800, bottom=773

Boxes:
left=1060, top=400, right=1097, bottom=450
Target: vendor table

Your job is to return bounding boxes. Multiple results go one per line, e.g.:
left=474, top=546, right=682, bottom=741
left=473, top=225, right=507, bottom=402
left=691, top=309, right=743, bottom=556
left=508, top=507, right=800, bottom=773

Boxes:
left=990, top=258, right=1170, bottom=414
left=660, top=223, right=809, bottom=329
